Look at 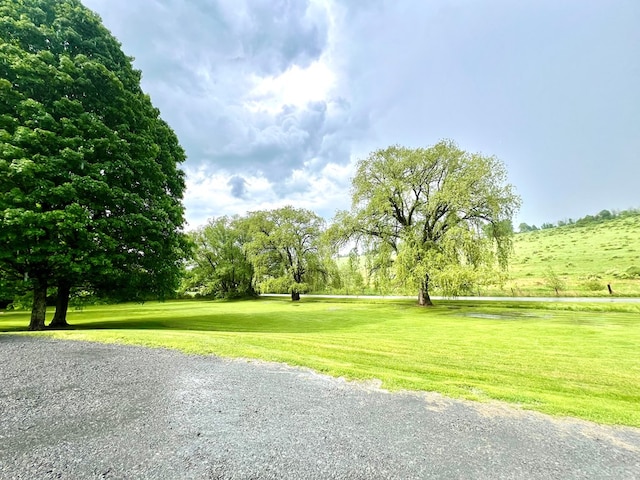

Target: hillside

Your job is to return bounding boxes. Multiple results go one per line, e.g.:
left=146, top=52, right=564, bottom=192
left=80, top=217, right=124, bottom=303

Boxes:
left=500, top=213, right=640, bottom=297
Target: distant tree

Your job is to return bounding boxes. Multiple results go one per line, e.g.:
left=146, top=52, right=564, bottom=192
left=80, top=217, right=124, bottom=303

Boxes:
left=576, top=215, right=596, bottom=226
left=620, top=208, right=640, bottom=218
left=334, top=141, right=521, bottom=305
left=556, top=218, right=574, bottom=227
left=519, top=223, right=533, bottom=233
left=541, top=222, right=555, bottom=229
left=335, top=249, right=366, bottom=295
left=596, top=209, right=613, bottom=221
left=0, top=0, right=188, bottom=329
left=544, top=269, right=565, bottom=296
left=346, top=249, right=366, bottom=294
left=244, top=206, right=328, bottom=301
left=183, top=216, right=256, bottom=298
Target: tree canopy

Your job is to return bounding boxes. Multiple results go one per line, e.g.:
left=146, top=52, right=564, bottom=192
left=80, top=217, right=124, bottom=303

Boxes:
left=183, top=216, right=256, bottom=299
left=243, top=206, right=328, bottom=301
left=0, top=0, right=188, bottom=329
left=334, top=140, right=520, bottom=305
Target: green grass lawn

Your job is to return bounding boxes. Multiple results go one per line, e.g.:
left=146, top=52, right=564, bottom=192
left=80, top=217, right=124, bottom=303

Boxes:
left=2, top=297, right=639, bottom=427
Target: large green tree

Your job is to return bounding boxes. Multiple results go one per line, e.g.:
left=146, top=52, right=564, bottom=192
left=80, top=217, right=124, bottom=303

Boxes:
left=335, top=140, right=520, bottom=305
left=183, top=216, right=256, bottom=299
left=0, top=0, right=188, bottom=329
left=0, top=266, right=20, bottom=309
left=244, top=206, right=328, bottom=301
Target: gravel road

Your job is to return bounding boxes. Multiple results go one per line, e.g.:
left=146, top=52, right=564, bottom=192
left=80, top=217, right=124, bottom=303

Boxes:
left=1, top=335, right=639, bottom=479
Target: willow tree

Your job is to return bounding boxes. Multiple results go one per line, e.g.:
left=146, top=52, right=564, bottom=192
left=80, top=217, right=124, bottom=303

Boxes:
left=0, top=0, right=188, bottom=329
left=184, top=216, right=256, bottom=299
left=335, top=140, right=520, bottom=305
left=244, top=206, right=327, bottom=301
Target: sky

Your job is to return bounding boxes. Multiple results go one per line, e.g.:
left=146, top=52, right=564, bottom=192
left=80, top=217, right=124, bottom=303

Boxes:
left=81, top=0, right=640, bottom=230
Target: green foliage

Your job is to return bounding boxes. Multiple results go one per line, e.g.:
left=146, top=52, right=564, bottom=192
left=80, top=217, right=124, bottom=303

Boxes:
left=183, top=216, right=256, bottom=299
left=518, top=222, right=536, bottom=233
left=543, top=269, right=566, bottom=295
left=335, top=140, right=520, bottom=303
left=243, top=206, right=330, bottom=299
left=0, top=0, right=188, bottom=327
left=531, top=208, right=640, bottom=232
left=0, top=268, right=19, bottom=307
left=335, top=249, right=366, bottom=295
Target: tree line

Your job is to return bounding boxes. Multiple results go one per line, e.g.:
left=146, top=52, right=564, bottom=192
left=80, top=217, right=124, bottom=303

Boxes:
left=184, top=142, right=520, bottom=306
left=518, top=207, right=640, bottom=233
left=1, top=1, right=521, bottom=328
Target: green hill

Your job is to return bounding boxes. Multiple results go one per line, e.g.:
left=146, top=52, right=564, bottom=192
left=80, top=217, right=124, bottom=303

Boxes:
left=499, top=212, right=640, bottom=297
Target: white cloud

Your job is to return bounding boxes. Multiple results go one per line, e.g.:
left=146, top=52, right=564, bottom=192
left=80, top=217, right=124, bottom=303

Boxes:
left=84, top=0, right=640, bottom=227
left=245, top=60, right=336, bottom=114
left=183, top=158, right=354, bottom=229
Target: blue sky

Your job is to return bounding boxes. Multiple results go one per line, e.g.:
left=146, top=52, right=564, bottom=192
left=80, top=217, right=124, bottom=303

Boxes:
left=82, top=0, right=640, bottom=229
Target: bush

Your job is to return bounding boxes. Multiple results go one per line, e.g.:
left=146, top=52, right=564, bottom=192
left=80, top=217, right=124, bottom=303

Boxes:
left=582, top=279, right=604, bottom=291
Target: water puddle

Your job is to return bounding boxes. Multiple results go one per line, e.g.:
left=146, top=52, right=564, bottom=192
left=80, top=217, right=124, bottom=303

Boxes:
left=460, top=312, right=552, bottom=320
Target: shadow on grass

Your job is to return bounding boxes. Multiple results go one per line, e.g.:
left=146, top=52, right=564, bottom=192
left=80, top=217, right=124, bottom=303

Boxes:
left=0, top=297, right=400, bottom=334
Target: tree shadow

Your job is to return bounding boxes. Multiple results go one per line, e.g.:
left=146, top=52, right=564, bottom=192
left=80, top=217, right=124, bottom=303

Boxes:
left=1, top=297, right=397, bottom=334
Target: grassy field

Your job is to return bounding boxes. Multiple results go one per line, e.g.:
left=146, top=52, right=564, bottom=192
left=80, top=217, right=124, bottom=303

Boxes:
left=2, top=297, right=639, bottom=427
left=497, top=214, right=640, bottom=297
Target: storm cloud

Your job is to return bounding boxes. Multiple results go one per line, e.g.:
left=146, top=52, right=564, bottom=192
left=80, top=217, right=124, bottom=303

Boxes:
left=83, top=0, right=640, bottom=228
left=227, top=175, right=248, bottom=199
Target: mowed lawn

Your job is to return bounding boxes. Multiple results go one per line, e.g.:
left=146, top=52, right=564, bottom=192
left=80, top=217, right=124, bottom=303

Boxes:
left=1, top=297, right=639, bottom=427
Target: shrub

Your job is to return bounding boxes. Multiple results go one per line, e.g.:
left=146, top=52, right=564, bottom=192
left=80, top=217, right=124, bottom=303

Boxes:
left=582, top=279, right=604, bottom=291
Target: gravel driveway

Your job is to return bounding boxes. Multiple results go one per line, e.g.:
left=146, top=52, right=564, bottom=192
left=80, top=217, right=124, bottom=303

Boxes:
left=1, top=335, right=639, bottom=479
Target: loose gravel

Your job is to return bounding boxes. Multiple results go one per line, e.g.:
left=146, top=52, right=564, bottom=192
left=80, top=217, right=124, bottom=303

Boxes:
left=1, top=335, right=639, bottom=479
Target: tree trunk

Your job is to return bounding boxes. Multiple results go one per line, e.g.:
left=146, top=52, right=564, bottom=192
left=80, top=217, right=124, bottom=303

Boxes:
left=29, top=277, right=48, bottom=331
left=291, top=291, right=300, bottom=301
left=49, top=280, right=71, bottom=329
left=418, top=274, right=433, bottom=307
